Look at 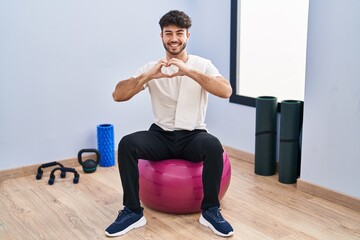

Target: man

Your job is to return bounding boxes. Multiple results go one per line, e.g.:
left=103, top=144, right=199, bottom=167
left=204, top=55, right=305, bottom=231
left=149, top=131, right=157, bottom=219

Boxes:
left=105, top=10, right=234, bottom=238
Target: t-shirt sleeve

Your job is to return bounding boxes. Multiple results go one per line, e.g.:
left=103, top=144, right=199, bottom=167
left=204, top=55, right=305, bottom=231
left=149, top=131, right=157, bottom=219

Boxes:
left=205, top=60, right=222, bottom=77
left=132, top=61, right=157, bottom=89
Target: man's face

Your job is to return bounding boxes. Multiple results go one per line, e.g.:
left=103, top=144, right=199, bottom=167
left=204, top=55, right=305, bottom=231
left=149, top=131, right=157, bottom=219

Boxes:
left=161, top=25, right=190, bottom=56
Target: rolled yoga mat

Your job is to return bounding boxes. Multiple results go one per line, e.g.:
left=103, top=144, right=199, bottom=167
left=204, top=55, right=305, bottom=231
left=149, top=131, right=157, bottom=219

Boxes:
left=97, top=124, right=115, bottom=167
left=278, top=100, right=303, bottom=184
left=255, top=96, right=278, bottom=176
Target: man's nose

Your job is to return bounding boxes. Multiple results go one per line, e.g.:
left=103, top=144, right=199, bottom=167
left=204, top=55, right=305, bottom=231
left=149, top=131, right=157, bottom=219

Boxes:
left=170, top=34, right=178, bottom=41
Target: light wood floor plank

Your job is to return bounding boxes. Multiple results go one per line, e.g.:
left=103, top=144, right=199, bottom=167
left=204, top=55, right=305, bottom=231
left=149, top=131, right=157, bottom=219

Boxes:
left=0, top=158, right=359, bottom=240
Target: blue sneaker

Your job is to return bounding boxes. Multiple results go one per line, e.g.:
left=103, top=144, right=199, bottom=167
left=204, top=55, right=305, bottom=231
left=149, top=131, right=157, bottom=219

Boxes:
left=199, top=206, right=234, bottom=237
left=105, top=207, right=147, bottom=237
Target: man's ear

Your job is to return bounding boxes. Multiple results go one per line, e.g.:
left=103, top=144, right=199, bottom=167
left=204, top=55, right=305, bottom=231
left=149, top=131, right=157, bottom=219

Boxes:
left=187, top=31, right=191, bottom=39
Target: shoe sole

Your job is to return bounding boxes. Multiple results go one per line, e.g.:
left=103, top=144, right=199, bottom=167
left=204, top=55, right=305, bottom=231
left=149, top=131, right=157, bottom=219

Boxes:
left=199, top=215, right=234, bottom=237
left=105, top=216, right=147, bottom=237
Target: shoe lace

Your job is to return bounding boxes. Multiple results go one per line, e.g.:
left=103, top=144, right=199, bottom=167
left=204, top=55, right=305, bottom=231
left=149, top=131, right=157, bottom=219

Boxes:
left=208, top=207, right=225, bottom=222
left=115, top=208, right=132, bottom=222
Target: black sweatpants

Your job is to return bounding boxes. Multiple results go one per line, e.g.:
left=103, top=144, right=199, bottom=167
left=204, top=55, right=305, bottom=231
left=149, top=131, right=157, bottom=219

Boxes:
left=117, top=123, right=224, bottom=212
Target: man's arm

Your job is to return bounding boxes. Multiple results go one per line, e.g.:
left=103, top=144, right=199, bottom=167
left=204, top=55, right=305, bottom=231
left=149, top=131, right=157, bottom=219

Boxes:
left=112, top=59, right=171, bottom=102
left=112, top=76, right=148, bottom=102
left=168, top=58, right=232, bottom=99
left=185, top=70, right=232, bottom=99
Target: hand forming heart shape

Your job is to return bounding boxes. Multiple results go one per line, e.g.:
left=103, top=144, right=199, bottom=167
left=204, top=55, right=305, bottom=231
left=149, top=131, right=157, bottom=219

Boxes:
left=161, top=64, right=179, bottom=75
left=151, top=58, right=187, bottom=79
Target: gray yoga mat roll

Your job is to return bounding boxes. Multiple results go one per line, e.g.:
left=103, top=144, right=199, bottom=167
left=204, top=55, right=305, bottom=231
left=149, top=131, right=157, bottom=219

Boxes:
left=255, top=96, right=278, bottom=176
left=278, top=100, right=303, bottom=184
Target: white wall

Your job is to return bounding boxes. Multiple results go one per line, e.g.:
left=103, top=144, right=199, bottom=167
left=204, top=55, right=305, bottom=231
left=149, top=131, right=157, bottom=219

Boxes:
left=300, top=0, right=360, bottom=198
left=0, top=0, right=192, bottom=170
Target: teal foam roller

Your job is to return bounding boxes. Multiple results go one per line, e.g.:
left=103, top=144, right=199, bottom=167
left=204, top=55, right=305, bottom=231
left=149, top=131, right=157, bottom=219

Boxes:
left=97, top=124, right=115, bottom=167
left=255, top=96, right=278, bottom=176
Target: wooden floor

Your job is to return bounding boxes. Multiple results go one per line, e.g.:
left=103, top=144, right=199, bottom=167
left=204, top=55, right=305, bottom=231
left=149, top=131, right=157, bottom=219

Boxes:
left=1, top=158, right=359, bottom=240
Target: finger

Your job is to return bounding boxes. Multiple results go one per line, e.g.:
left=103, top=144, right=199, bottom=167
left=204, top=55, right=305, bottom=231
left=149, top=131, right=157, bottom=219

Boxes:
left=160, top=73, right=172, bottom=78
left=155, top=62, right=168, bottom=71
left=158, top=60, right=168, bottom=66
left=156, top=59, right=169, bottom=67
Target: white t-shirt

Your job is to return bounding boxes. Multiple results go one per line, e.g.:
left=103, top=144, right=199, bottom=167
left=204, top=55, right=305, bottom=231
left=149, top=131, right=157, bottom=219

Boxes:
left=135, top=54, right=221, bottom=131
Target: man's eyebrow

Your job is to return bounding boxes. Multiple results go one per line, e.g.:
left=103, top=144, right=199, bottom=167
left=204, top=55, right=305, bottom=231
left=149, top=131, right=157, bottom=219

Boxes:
left=164, top=29, right=185, bottom=33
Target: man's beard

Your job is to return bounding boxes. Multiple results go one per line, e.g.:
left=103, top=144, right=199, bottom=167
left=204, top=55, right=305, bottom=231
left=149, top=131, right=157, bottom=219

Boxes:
left=163, top=41, right=187, bottom=56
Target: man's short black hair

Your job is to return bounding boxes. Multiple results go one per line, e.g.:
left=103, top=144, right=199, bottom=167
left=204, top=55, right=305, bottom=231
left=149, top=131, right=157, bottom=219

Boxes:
left=159, top=10, right=192, bottom=31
